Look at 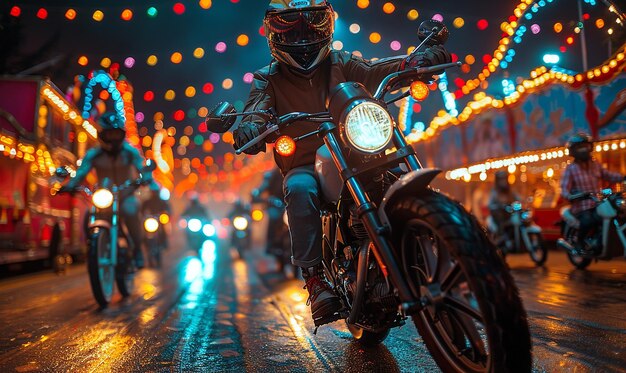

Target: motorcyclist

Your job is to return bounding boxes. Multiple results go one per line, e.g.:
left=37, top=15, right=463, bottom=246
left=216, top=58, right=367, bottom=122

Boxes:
left=59, top=111, right=153, bottom=268
left=252, top=168, right=286, bottom=257
left=560, top=132, right=625, bottom=255
left=488, top=170, right=521, bottom=241
left=181, top=194, right=210, bottom=221
left=141, top=183, right=171, bottom=250
left=231, top=0, right=452, bottom=324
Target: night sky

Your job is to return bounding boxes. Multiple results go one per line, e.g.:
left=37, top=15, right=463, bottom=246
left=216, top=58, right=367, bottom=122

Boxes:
left=2, top=0, right=624, bottom=163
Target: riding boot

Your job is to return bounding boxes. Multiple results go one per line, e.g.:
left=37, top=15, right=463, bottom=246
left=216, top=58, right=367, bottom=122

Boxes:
left=301, top=264, right=342, bottom=327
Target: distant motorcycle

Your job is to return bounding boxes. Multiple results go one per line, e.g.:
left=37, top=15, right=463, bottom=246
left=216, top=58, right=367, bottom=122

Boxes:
left=230, top=214, right=251, bottom=258
left=184, top=217, right=214, bottom=255
left=143, top=213, right=168, bottom=268
left=487, top=201, right=547, bottom=266
left=557, top=185, right=626, bottom=269
left=54, top=161, right=155, bottom=308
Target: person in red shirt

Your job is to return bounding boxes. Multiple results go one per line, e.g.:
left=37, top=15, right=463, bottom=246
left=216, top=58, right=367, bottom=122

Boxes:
left=560, top=133, right=625, bottom=255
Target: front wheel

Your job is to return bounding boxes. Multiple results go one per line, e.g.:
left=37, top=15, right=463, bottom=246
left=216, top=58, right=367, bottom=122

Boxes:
left=566, top=252, right=592, bottom=269
left=87, top=227, right=115, bottom=308
left=525, top=232, right=548, bottom=266
left=390, top=191, right=531, bottom=373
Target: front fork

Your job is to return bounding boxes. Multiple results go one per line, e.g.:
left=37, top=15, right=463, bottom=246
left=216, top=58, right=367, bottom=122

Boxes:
left=321, top=125, right=419, bottom=308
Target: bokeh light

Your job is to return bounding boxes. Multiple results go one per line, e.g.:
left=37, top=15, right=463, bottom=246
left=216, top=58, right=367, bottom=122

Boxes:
left=390, top=41, right=401, bottom=51
left=165, top=90, right=176, bottom=101
left=147, top=55, right=158, bottom=66
left=243, top=72, right=254, bottom=84
left=432, top=14, right=443, bottom=22
left=531, top=24, right=540, bottom=34
left=193, top=48, right=205, bottom=58
left=357, top=0, right=370, bottom=9
left=382, top=3, right=395, bottom=14
left=595, top=19, right=604, bottom=28
left=124, top=57, right=135, bottom=68
left=121, top=9, right=133, bottom=21
left=171, top=52, right=183, bottom=64
left=554, top=22, right=562, bottom=33
left=36, top=8, right=48, bottom=20
left=144, top=91, right=154, bottom=102
left=203, top=83, right=214, bottom=94
left=10, top=6, right=21, bottom=17
left=199, top=0, right=212, bottom=9
left=65, top=9, right=77, bottom=20
left=215, top=42, right=227, bottom=53
left=332, top=40, right=344, bottom=50
left=100, top=57, right=111, bottom=68
left=453, top=17, right=465, bottom=28
left=173, top=3, right=185, bottom=15
left=78, top=56, right=88, bottom=66
left=147, top=7, right=158, bottom=17
left=369, top=32, right=381, bottom=44
left=222, top=79, right=233, bottom=90
left=349, top=23, right=361, bottom=33
left=237, top=34, right=249, bottom=46
left=185, top=86, right=196, bottom=97
left=92, top=10, right=104, bottom=21
left=477, top=19, right=488, bottom=30
left=407, top=9, right=419, bottom=21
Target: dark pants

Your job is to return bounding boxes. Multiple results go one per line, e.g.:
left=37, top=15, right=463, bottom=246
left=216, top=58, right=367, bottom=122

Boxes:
left=120, top=196, right=143, bottom=259
left=283, top=166, right=322, bottom=268
left=575, top=209, right=601, bottom=246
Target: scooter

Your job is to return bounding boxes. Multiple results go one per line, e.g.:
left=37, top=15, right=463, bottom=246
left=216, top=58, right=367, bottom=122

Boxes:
left=557, top=185, right=626, bottom=269
left=486, top=201, right=547, bottom=266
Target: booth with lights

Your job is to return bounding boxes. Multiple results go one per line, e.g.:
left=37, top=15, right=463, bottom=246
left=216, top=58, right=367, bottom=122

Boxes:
left=411, top=47, right=626, bottom=240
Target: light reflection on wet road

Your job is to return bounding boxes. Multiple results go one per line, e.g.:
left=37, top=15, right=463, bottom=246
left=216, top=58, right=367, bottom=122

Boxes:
left=0, top=239, right=624, bottom=372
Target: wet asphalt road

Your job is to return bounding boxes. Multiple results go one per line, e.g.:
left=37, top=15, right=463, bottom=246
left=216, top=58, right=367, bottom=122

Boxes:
left=0, top=238, right=625, bottom=373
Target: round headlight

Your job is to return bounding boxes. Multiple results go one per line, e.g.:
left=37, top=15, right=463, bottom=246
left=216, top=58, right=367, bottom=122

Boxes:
left=144, top=217, right=159, bottom=233
left=343, top=101, right=393, bottom=153
left=203, top=223, right=216, bottom=237
left=92, top=188, right=113, bottom=209
left=233, top=216, right=249, bottom=231
left=188, top=218, right=202, bottom=232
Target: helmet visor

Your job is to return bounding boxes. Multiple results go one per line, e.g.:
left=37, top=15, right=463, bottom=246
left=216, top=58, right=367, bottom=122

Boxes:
left=264, top=7, right=334, bottom=46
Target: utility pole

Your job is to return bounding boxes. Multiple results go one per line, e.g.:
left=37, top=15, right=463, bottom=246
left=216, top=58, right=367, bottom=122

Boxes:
left=577, top=0, right=589, bottom=71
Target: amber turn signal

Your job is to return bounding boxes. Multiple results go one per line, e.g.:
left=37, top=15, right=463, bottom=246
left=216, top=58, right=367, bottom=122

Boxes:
left=410, top=81, right=430, bottom=101
left=275, top=135, right=296, bottom=157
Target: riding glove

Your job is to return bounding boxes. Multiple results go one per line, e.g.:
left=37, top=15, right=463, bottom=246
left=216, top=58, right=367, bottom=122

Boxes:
left=233, top=122, right=265, bottom=155
left=404, top=44, right=452, bottom=74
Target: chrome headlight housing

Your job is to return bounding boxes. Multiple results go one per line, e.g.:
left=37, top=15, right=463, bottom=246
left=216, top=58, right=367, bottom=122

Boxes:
left=343, top=101, right=393, bottom=153
left=92, top=188, right=113, bottom=209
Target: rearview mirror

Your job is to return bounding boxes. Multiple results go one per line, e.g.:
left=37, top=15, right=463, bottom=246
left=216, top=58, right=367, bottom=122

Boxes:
left=206, top=102, right=237, bottom=133
left=55, top=167, right=70, bottom=179
left=418, top=20, right=449, bottom=46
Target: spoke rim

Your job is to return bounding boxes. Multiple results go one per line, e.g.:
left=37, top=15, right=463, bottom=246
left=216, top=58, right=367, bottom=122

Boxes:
left=403, top=220, right=490, bottom=372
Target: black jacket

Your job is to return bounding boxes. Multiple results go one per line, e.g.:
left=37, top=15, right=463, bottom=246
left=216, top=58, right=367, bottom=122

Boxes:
left=240, top=51, right=405, bottom=174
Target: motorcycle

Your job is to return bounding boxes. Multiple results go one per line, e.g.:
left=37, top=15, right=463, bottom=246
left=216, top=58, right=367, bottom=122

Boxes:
left=557, top=185, right=626, bottom=269
left=54, top=161, right=155, bottom=308
left=184, top=217, right=215, bottom=255
left=486, top=201, right=547, bottom=266
left=230, top=213, right=251, bottom=258
left=143, top=212, right=168, bottom=268
left=206, top=20, right=531, bottom=372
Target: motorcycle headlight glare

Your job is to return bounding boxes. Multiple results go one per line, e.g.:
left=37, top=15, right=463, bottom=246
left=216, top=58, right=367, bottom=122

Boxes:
left=616, top=198, right=626, bottom=212
left=233, top=216, right=249, bottom=231
left=92, top=188, right=113, bottom=209
left=144, top=217, right=159, bottom=233
left=521, top=211, right=532, bottom=220
left=512, top=201, right=523, bottom=211
left=343, top=101, right=393, bottom=153
left=188, top=218, right=202, bottom=233
left=203, top=223, right=216, bottom=237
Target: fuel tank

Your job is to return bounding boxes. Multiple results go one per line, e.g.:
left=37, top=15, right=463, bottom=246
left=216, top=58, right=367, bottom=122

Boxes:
left=315, top=145, right=343, bottom=204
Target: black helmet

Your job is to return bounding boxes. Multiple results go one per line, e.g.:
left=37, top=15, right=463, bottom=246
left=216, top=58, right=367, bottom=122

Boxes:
left=97, top=112, right=126, bottom=153
left=566, top=132, right=593, bottom=162
left=494, top=170, right=510, bottom=192
left=264, top=0, right=334, bottom=73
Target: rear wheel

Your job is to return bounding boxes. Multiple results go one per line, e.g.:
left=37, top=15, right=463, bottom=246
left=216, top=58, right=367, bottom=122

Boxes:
left=526, top=232, right=547, bottom=266
left=87, top=228, right=114, bottom=308
left=390, top=191, right=531, bottom=373
left=566, top=252, right=592, bottom=269
left=346, top=322, right=390, bottom=346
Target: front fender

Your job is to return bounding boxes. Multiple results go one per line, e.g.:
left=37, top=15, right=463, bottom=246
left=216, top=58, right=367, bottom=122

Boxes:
left=379, top=168, right=441, bottom=220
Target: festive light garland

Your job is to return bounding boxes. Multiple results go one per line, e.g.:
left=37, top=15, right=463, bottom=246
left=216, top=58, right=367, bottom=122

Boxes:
left=411, top=45, right=626, bottom=143
left=446, top=137, right=626, bottom=181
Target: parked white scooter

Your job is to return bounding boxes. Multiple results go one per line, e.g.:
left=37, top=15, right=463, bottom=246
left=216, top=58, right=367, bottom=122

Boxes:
left=487, top=201, right=547, bottom=266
